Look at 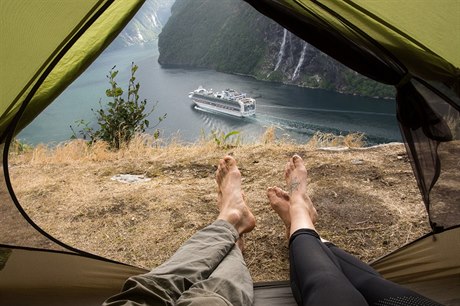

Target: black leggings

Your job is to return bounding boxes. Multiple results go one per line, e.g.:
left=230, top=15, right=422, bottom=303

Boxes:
left=289, top=229, right=443, bottom=306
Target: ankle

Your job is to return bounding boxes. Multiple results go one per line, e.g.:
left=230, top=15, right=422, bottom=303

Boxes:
left=218, top=209, right=241, bottom=228
left=289, top=193, right=307, bottom=206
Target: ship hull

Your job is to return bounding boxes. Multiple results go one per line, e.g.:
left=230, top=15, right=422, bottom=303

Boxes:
left=193, top=100, right=246, bottom=117
left=189, top=88, right=256, bottom=117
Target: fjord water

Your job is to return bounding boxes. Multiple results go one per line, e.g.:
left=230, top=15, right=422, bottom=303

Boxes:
left=19, top=43, right=400, bottom=145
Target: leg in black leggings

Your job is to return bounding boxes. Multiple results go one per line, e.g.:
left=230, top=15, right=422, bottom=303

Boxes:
left=268, top=154, right=442, bottom=306
left=289, top=229, right=368, bottom=306
left=325, top=243, right=443, bottom=306
left=269, top=156, right=367, bottom=306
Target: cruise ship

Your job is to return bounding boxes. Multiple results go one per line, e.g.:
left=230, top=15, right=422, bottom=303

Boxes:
left=188, top=86, right=256, bottom=117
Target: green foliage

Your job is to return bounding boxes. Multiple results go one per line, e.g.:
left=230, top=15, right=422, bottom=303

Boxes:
left=266, top=70, right=284, bottom=82
left=211, top=130, right=241, bottom=149
left=71, top=63, right=166, bottom=149
left=342, top=70, right=395, bottom=98
left=320, top=79, right=335, bottom=91
left=302, top=75, right=321, bottom=88
left=10, top=138, right=33, bottom=154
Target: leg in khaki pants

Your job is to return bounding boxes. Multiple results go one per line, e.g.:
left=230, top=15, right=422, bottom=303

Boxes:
left=103, top=156, right=255, bottom=306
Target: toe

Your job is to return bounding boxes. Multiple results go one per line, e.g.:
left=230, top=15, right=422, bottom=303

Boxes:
left=275, top=187, right=290, bottom=200
left=216, top=160, right=227, bottom=181
left=219, top=159, right=228, bottom=172
left=216, top=160, right=228, bottom=183
left=292, top=154, right=303, bottom=167
left=282, top=191, right=290, bottom=201
left=267, top=187, right=275, bottom=199
left=224, top=155, right=237, bottom=168
left=215, top=169, right=221, bottom=184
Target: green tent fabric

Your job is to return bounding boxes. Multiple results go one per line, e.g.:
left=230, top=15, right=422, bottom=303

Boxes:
left=0, top=0, right=146, bottom=143
left=0, top=1, right=149, bottom=302
left=1, top=0, right=459, bottom=305
left=371, top=227, right=460, bottom=304
left=0, top=0, right=147, bottom=255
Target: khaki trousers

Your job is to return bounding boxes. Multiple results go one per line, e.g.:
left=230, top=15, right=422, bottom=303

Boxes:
left=103, top=220, right=254, bottom=306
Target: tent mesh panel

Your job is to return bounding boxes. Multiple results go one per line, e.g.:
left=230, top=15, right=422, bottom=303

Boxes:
left=399, top=80, right=460, bottom=230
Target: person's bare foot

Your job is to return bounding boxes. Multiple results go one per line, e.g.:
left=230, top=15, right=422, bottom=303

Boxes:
left=285, top=155, right=308, bottom=200
left=284, top=155, right=317, bottom=234
left=267, top=186, right=291, bottom=239
left=216, top=156, right=256, bottom=235
left=218, top=191, right=249, bottom=251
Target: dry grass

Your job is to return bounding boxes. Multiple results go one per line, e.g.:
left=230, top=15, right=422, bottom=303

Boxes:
left=307, top=131, right=366, bottom=149
left=8, top=132, right=430, bottom=282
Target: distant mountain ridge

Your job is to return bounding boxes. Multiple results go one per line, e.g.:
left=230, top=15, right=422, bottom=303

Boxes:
left=158, top=0, right=394, bottom=98
left=110, top=0, right=175, bottom=49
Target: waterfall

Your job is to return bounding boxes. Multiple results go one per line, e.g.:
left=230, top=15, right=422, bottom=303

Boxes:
left=135, top=27, right=144, bottom=43
left=292, top=42, right=308, bottom=80
left=151, top=12, right=160, bottom=28
left=274, top=29, right=288, bottom=71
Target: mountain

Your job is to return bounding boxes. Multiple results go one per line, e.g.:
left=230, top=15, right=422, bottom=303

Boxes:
left=158, top=0, right=394, bottom=98
left=109, top=0, right=175, bottom=49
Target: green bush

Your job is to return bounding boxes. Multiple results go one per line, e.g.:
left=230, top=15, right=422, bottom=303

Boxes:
left=10, top=138, right=33, bottom=155
left=72, top=63, right=166, bottom=149
left=212, top=130, right=241, bottom=149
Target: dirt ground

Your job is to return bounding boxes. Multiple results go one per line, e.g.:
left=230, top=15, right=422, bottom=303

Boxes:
left=8, top=138, right=431, bottom=282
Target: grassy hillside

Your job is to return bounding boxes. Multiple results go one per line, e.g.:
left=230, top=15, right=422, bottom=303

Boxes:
left=9, top=133, right=430, bottom=281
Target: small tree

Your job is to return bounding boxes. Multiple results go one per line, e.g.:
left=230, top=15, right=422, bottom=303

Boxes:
left=72, top=63, right=166, bottom=149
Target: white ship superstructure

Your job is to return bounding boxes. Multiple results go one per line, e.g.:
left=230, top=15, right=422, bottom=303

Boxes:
left=188, top=86, right=256, bottom=117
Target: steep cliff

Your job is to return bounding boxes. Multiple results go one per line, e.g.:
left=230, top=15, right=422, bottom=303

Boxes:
left=109, top=0, right=175, bottom=49
left=158, top=0, right=394, bottom=98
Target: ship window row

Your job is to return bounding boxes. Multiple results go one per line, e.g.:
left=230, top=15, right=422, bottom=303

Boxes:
left=197, top=99, right=241, bottom=112
left=195, top=94, right=240, bottom=107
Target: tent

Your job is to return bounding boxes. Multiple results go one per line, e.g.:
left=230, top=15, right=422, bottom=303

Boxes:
left=0, top=0, right=458, bottom=305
